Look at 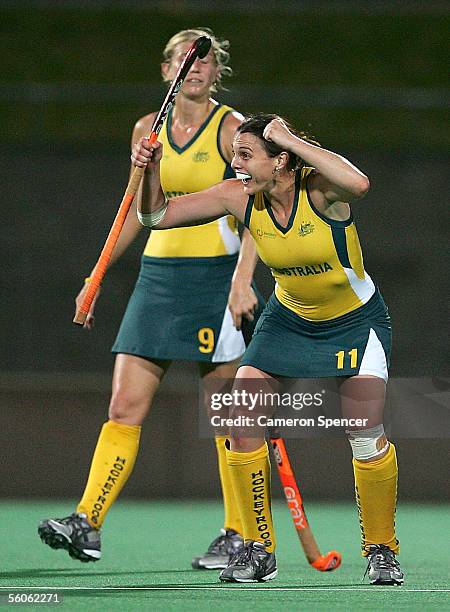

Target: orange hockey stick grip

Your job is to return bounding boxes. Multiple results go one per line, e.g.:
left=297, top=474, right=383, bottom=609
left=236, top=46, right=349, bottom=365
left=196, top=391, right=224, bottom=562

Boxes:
left=73, top=165, right=145, bottom=325
left=73, top=37, right=208, bottom=325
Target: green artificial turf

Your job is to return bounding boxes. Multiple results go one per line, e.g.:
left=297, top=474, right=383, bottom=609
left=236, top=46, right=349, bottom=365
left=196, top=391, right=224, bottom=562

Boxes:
left=0, top=501, right=448, bottom=610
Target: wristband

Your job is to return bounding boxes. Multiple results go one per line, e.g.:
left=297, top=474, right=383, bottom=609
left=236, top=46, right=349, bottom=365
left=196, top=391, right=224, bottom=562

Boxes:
left=137, top=201, right=168, bottom=227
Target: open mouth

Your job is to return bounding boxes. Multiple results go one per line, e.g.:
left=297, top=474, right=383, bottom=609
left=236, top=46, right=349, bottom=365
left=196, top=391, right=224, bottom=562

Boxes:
left=235, top=172, right=252, bottom=185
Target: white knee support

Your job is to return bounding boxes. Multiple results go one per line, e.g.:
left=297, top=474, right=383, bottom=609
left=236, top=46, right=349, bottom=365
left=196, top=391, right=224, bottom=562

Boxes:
left=347, top=424, right=389, bottom=461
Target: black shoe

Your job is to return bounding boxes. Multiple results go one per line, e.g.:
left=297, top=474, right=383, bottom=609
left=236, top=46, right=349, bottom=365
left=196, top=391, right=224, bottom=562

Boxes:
left=219, top=540, right=277, bottom=582
left=192, top=528, right=244, bottom=569
left=38, top=513, right=101, bottom=562
left=364, top=544, right=404, bottom=585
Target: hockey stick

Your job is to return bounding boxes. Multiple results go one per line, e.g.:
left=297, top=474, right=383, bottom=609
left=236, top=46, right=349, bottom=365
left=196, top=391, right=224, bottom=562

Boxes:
left=270, top=433, right=342, bottom=571
left=73, top=36, right=212, bottom=325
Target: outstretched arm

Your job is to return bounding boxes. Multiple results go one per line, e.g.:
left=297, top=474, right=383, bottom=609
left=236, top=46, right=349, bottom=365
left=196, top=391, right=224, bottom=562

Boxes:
left=219, top=110, right=260, bottom=328
left=132, top=137, right=246, bottom=229
left=228, top=228, right=259, bottom=330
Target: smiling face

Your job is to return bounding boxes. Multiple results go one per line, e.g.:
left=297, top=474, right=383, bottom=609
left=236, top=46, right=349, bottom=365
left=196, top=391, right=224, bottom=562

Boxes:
left=231, top=133, right=280, bottom=193
left=161, top=41, right=220, bottom=100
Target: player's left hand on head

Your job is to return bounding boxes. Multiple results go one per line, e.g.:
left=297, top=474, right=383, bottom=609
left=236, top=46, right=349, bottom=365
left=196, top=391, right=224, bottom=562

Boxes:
left=228, top=284, right=258, bottom=331
left=263, top=118, right=292, bottom=149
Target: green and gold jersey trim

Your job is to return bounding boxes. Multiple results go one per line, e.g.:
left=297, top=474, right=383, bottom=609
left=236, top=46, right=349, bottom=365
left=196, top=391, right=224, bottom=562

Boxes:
left=245, top=167, right=375, bottom=321
left=305, top=184, right=353, bottom=269
left=143, top=103, right=240, bottom=259
left=263, top=171, right=301, bottom=234
left=166, top=104, right=222, bottom=154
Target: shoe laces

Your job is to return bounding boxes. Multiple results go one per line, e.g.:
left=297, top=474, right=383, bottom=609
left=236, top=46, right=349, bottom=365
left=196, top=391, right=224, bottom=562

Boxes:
left=207, top=529, right=239, bottom=555
left=364, top=544, right=399, bottom=578
left=67, top=513, right=98, bottom=541
left=229, top=541, right=264, bottom=567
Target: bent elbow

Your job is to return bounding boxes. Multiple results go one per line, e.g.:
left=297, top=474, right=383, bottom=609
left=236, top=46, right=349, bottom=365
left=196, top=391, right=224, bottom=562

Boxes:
left=352, top=175, right=370, bottom=200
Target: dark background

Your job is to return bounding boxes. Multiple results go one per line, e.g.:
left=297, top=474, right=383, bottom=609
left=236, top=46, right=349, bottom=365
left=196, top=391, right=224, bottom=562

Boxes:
left=1, top=2, right=449, bottom=500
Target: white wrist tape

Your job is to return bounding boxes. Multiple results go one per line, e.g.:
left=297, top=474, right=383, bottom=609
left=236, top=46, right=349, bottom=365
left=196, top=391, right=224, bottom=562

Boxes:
left=137, top=202, right=168, bottom=227
left=347, top=424, right=389, bottom=461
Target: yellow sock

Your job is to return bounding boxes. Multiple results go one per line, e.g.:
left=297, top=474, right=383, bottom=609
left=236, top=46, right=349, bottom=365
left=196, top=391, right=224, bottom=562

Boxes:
left=225, top=442, right=276, bottom=552
left=215, top=437, right=243, bottom=535
left=77, top=420, right=141, bottom=528
left=353, top=443, right=399, bottom=556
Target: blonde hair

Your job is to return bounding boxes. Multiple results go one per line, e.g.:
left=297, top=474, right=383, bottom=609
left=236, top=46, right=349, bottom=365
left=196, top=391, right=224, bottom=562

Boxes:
left=162, top=27, right=233, bottom=92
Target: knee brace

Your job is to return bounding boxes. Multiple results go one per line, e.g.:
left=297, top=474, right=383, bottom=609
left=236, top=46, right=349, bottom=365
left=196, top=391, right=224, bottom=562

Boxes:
left=347, top=424, right=389, bottom=461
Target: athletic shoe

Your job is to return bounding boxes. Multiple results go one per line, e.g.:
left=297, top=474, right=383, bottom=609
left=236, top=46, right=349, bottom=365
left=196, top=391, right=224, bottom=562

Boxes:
left=219, top=540, right=277, bottom=582
left=364, top=544, right=404, bottom=585
left=192, top=528, right=244, bottom=569
left=38, top=513, right=101, bottom=562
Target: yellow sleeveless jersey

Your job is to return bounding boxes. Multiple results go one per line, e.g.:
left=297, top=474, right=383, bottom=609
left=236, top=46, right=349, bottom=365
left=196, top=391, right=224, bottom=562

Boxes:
left=244, top=167, right=375, bottom=321
left=143, top=103, right=240, bottom=258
